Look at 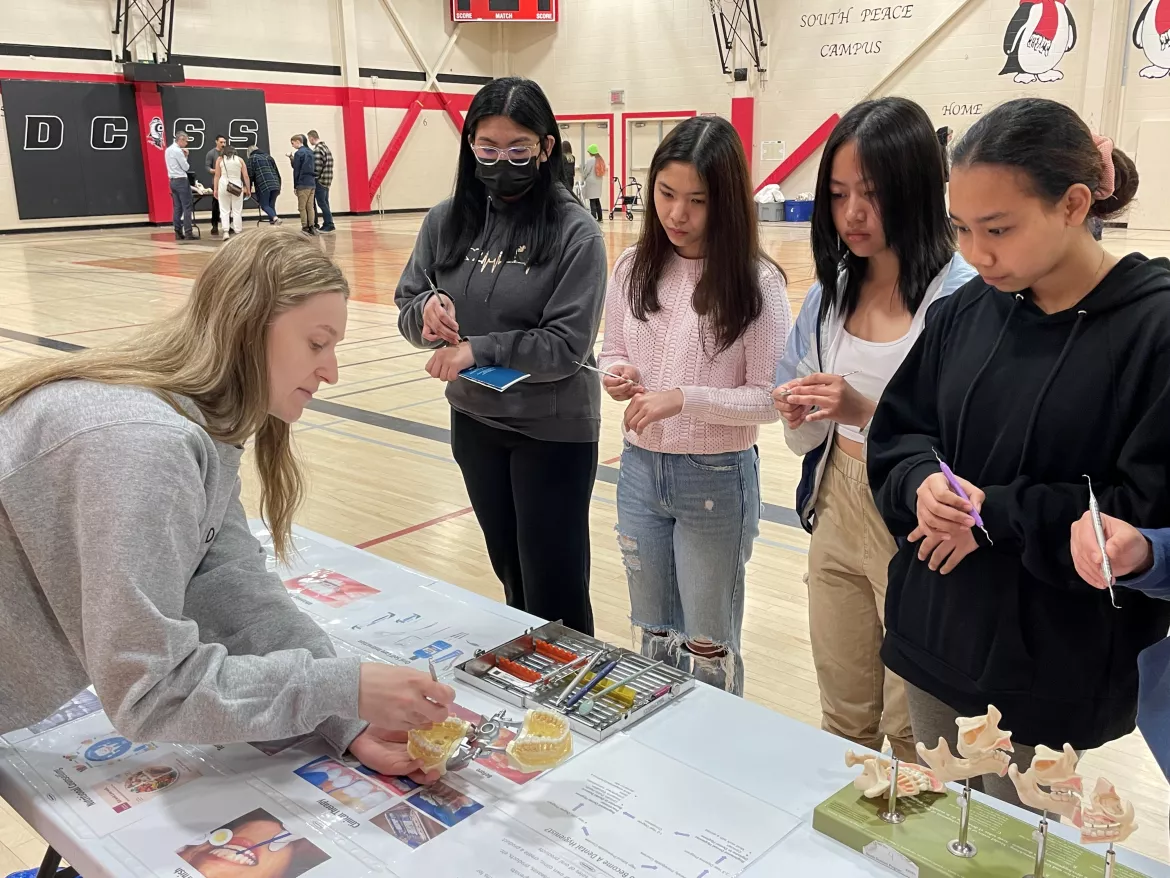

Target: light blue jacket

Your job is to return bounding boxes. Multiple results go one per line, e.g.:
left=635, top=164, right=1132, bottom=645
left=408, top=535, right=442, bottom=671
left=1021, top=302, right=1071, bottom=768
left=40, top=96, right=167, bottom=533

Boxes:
left=1116, top=530, right=1170, bottom=781
left=775, top=252, right=977, bottom=530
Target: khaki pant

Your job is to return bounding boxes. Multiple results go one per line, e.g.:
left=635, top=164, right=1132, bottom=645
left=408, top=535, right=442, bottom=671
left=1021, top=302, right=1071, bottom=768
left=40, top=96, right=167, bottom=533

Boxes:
left=296, top=186, right=317, bottom=230
left=807, top=444, right=916, bottom=762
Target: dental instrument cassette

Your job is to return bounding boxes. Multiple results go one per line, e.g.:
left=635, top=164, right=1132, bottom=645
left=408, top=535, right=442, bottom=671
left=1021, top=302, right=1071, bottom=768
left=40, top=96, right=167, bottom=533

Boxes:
left=454, top=621, right=695, bottom=742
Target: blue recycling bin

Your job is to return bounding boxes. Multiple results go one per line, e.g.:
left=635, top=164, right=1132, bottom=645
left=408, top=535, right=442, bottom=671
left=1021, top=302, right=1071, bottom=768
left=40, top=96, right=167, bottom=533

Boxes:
left=784, top=200, right=814, bottom=222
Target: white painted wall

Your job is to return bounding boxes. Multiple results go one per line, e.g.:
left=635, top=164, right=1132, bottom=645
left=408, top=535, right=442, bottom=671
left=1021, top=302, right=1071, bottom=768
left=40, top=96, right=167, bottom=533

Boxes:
left=3, top=0, right=1168, bottom=230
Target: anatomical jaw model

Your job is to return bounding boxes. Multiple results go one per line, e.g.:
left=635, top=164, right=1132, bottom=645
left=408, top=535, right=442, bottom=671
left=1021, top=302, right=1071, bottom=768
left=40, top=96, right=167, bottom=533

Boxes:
left=846, top=750, right=946, bottom=799
left=1077, top=778, right=1138, bottom=878
left=1009, top=744, right=1085, bottom=878
left=1008, top=743, right=1084, bottom=820
left=917, top=704, right=1015, bottom=783
left=917, top=705, right=1015, bottom=859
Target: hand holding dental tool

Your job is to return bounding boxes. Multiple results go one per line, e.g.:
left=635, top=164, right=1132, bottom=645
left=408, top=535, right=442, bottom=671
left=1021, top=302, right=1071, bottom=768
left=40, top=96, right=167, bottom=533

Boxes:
left=575, top=361, right=634, bottom=383
left=930, top=448, right=992, bottom=545
left=1084, top=475, right=1120, bottom=608
left=775, top=370, right=859, bottom=399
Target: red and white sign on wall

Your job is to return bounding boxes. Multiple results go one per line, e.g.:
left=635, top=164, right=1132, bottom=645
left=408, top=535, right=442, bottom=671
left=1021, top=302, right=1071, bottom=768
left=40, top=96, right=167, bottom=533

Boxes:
left=451, top=0, right=558, bottom=22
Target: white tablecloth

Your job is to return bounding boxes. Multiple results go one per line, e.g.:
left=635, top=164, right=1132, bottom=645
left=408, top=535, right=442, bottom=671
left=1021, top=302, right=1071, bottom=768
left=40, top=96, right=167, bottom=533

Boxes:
left=0, top=524, right=1165, bottom=878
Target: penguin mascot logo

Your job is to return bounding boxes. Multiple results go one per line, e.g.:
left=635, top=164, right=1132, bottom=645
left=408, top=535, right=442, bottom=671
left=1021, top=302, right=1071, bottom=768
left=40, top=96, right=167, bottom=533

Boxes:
left=1133, top=0, right=1170, bottom=78
left=1000, top=0, right=1077, bottom=83
left=147, top=116, right=165, bottom=150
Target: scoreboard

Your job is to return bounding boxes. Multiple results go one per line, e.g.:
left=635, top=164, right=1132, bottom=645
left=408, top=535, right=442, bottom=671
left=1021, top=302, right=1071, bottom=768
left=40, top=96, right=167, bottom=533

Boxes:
left=451, top=0, right=558, bottom=21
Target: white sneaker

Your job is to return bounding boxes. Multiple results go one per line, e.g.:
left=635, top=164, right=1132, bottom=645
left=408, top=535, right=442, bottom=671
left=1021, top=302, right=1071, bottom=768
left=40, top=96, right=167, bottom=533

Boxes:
left=273, top=217, right=284, bottom=225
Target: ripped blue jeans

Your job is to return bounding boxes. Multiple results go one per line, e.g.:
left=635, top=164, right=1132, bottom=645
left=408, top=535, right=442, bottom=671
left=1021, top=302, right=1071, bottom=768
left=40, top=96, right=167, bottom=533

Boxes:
left=616, top=442, right=760, bottom=696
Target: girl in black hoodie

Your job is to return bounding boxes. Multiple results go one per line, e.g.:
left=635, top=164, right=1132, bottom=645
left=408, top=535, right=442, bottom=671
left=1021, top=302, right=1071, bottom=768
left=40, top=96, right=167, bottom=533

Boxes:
left=868, top=98, right=1170, bottom=807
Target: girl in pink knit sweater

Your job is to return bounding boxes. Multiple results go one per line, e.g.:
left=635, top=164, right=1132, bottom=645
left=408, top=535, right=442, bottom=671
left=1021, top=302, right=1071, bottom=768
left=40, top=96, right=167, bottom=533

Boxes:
left=597, top=116, right=791, bottom=695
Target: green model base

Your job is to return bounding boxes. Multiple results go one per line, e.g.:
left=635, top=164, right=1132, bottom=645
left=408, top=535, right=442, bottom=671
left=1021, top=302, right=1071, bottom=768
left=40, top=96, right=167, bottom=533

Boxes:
left=812, top=783, right=1146, bottom=878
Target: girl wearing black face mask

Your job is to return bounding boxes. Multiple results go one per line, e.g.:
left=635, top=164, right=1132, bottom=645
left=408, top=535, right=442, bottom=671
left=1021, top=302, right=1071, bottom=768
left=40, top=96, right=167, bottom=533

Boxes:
left=395, top=77, right=608, bottom=636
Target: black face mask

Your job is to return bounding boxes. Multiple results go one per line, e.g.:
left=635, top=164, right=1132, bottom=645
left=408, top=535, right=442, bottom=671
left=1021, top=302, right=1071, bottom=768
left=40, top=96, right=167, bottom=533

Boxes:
left=475, top=157, right=540, bottom=199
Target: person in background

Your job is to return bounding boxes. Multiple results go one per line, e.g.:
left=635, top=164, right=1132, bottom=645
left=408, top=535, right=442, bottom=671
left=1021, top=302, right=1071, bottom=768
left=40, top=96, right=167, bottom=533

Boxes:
left=774, top=98, right=975, bottom=762
left=936, top=126, right=952, bottom=182
left=213, top=144, right=250, bottom=240
left=1069, top=513, right=1170, bottom=781
left=599, top=116, right=790, bottom=695
left=247, top=145, right=283, bottom=225
left=561, top=140, right=578, bottom=199
left=395, top=77, right=606, bottom=635
left=206, top=134, right=227, bottom=237
left=868, top=97, right=1170, bottom=808
left=308, top=130, right=336, bottom=234
left=0, top=232, right=454, bottom=780
left=291, top=135, right=318, bottom=236
left=166, top=131, right=196, bottom=242
left=581, top=144, right=605, bottom=222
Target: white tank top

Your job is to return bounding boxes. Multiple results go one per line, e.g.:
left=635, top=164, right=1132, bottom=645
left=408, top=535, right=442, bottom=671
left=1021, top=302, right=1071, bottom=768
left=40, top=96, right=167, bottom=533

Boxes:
left=832, top=327, right=916, bottom=443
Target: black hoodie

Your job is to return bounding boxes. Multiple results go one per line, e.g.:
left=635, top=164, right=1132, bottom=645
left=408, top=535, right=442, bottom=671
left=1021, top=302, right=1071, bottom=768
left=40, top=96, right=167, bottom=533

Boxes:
left=869, top=253, right=1170, bottom=750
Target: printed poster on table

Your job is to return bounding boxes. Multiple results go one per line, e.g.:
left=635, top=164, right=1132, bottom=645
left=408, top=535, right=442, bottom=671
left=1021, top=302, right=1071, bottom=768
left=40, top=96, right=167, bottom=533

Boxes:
left=495, top=736, right=801, bottom=878
left=111, top=780, right=379, bottom=877
left=11, top=711, right=212, bottom=836
left=251, top=744, right=497, bottom=873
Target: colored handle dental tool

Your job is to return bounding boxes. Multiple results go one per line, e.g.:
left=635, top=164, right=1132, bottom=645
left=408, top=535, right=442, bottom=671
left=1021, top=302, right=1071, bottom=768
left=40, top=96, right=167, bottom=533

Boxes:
left=564, top=658, right=621, bottom=710
left=932, top=448, right=992, bottom=545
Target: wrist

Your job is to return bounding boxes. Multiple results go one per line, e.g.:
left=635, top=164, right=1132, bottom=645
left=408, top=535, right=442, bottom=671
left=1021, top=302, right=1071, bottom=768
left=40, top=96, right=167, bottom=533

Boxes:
left=1135, top=537, right=1155, bottom=576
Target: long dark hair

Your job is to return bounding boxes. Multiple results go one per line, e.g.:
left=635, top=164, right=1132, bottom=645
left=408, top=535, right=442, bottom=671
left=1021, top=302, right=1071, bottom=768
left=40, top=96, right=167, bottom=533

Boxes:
left=811, top=97, right=953, bottom=322
left=952, top=97, right=1138, bottom=221
left=435, top=77, right=565, bottom=270
left=628, top=116, right=782, bottom=354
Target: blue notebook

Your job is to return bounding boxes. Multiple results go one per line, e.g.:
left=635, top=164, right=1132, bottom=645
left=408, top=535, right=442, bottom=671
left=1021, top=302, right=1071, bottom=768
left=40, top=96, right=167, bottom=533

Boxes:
left=459, top=366, right=530, bottom=392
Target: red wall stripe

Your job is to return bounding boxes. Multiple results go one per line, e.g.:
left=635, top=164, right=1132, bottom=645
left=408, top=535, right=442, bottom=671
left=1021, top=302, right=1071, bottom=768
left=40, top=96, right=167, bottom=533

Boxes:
left=368, top=98, right=424, bottom=201
left=132, top=83, right=173, bottom=224
left=341, top=87, right=371, bottom=213
left=753, top=114, right=839, bottom=193
left=730, top=97, right=754, bottom=177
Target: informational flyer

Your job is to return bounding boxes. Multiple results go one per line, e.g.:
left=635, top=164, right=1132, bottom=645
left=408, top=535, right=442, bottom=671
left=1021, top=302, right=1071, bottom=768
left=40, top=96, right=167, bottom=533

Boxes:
left=111, top=779, right=380, bottom=878
left=396, top=807, right=606, bottom=878
left=252, top=747, right=499, bottom=875
left=330, top=586, right=524, bottom=675
left=495, top=736, right=801, bottom=878
left=12, top=712, right=213, bottom=836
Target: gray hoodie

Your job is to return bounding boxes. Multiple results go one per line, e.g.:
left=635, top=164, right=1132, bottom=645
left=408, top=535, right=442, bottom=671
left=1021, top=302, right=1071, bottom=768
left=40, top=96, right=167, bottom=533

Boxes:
left=396, top=187, right=607, bottom=442
left=0, top=380, right=364, bottom=753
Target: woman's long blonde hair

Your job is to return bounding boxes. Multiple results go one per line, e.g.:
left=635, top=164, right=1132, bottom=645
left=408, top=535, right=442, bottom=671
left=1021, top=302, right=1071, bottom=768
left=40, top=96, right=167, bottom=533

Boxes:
left=0, top=230, right=349, bottom=561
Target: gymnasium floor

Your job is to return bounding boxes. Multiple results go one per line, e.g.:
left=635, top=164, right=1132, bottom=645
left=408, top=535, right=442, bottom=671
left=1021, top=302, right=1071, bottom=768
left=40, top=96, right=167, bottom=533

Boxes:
left=0, top=216, right=1167, bottom=872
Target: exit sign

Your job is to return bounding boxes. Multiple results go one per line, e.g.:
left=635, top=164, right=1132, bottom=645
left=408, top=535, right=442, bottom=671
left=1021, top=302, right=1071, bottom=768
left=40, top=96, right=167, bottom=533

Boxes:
left=451, top=0, right=558, bottom=21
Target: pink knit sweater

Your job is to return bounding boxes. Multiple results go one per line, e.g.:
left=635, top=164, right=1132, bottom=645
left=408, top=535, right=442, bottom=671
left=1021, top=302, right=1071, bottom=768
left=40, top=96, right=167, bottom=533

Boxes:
left=599, top=247, right=790, bottom=454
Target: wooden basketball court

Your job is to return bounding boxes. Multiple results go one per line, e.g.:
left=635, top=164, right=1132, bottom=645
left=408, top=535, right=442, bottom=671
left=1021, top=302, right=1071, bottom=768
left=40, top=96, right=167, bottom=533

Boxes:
left=0, top=217, right=1167, bottom=871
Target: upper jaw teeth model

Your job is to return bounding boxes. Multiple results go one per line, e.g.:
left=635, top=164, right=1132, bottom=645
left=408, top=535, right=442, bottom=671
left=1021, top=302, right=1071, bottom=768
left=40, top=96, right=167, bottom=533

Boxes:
left=1075, top=777, right=1138, bottom=845
left=407, top=709, right=573, bottom=776
left=845, top=750, right=946, bottom=799
left=1007, top=743, right=1084, bottom=820
left=917, top=704, right=1015, bottom=783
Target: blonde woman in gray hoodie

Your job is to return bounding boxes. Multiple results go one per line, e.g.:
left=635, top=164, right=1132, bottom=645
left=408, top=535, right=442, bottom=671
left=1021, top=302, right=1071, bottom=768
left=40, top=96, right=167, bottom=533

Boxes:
left=0, top=231, right=453, bottom=781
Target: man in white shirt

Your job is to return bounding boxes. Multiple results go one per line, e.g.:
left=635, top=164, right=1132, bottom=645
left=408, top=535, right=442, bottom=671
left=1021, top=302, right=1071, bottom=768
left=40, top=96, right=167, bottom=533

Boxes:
left=165, top=133, right=196, bottom=242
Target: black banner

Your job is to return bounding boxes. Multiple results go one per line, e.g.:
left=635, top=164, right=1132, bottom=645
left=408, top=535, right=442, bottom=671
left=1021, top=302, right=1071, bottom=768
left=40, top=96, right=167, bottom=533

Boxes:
left=160, top=85, right=270, bottom=192
left=1, top=79, right=148, bottom=220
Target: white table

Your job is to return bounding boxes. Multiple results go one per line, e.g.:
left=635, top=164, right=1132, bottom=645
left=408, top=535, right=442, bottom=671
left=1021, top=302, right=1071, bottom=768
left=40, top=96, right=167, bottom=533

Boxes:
left=1, top=525, right=1165, bottom=878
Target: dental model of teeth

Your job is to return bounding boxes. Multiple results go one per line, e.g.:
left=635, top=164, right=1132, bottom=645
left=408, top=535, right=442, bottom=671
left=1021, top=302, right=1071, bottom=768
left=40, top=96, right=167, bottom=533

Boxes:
left=1007, top=743, right=1084, bottom=820
left=845, top=750, right=946, bottom=799
left=505, top=709, right=574, bottom=772
left=407, top=717, right=472, bottom=776
left=917, top=705, right=1015, bottom=784
left=1074, top=777, right=1138, bottom=845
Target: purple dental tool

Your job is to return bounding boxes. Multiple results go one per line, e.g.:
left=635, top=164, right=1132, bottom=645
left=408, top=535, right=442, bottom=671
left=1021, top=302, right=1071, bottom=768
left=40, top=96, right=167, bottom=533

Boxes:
left=932, top=448, right=992, bottom=545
